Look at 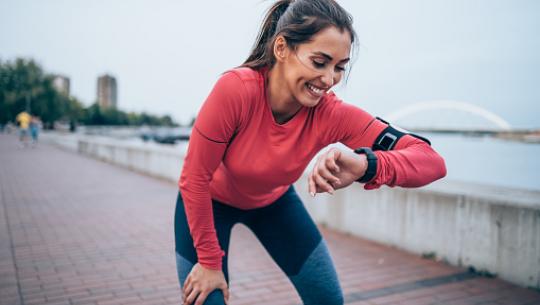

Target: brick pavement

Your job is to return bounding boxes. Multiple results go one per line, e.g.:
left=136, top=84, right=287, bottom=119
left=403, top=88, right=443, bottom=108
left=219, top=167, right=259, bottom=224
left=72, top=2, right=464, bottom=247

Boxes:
left=1, top=133, right=539, bottom=305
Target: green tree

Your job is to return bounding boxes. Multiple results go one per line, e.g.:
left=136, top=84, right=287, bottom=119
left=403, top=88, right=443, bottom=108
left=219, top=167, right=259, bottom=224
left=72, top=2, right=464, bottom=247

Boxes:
left=1, top=57, right=178, bottom=128
left=160, top=115, right=175, bottom=126
left=0, top=58, right=69, bottom=128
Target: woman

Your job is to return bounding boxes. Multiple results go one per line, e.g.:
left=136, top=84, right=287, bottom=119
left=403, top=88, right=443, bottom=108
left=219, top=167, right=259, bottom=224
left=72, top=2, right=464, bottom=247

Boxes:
left=175, top=1, right=447, bottom=304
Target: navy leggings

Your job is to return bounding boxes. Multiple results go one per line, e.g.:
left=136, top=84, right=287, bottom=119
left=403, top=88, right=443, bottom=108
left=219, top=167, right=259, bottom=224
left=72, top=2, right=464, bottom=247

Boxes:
left=174, top=185, right=344, bottom=305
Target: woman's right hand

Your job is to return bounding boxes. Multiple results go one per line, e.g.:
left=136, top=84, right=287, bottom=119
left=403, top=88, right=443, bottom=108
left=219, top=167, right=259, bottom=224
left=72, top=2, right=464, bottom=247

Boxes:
left=183, top=263, right=230, bottom=305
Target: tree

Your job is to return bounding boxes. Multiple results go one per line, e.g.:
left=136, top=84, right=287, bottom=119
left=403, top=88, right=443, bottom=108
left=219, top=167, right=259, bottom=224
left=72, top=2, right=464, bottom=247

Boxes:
left=1, top=57, right=178, bottom=127
left=0, top=58, right=68, bottom=128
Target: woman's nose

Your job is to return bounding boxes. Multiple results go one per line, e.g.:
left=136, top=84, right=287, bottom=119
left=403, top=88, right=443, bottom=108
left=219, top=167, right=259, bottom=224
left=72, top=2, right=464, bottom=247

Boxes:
left=320, top=69, right=335, bottom=88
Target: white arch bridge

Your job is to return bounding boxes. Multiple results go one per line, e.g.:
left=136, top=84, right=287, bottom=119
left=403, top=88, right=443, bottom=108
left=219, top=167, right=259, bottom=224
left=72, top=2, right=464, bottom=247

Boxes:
left=383, top=100, right=512, bottom=132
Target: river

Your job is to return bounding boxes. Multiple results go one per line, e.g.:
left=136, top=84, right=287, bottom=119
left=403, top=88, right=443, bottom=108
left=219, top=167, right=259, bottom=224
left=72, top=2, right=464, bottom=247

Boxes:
left=424, top=133, right=540, bottom=191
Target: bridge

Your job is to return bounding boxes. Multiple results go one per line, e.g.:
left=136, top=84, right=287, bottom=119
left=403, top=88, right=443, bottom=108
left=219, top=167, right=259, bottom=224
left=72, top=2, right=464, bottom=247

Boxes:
left=384, top=100, right=512, bottom=131
left=382, top=100, right=540, bottom=142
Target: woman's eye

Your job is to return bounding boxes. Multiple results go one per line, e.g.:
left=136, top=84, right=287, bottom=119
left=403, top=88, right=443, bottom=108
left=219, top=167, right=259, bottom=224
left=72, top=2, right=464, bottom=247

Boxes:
left=311, top=59, right=346, bottom=72
left=312, top=60, right=326, bottom=68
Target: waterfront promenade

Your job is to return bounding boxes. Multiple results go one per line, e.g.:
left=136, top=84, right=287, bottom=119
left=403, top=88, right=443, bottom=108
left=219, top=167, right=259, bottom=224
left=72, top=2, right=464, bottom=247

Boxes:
left=1, top=134, right=539, bottom=305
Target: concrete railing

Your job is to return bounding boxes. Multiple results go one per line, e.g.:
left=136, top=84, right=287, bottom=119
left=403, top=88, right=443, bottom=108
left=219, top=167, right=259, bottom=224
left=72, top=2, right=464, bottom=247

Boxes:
left=295, top=178, right=540, bottom=289
left=43, top=132, right=540, bottom=289
left=43, top=132, right=186, bottom=182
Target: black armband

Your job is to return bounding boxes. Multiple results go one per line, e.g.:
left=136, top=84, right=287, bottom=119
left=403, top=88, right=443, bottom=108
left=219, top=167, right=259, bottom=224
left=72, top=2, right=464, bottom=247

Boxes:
left=372, top=117, right=431, bottom=151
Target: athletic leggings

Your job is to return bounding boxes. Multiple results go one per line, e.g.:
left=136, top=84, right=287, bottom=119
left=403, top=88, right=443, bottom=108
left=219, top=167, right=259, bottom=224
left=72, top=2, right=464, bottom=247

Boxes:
left=174, top=185, right=344, bottom=305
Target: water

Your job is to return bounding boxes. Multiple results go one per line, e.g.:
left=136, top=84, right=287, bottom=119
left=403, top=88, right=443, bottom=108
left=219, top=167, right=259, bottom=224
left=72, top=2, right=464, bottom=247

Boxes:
left=424, top=133, right=540, bottom=191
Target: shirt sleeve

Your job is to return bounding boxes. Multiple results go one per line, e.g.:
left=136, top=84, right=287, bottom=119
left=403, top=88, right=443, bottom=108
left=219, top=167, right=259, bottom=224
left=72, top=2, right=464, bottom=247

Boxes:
left=178, top=71, right=246, bottom=270
left=318, top=93, right=447, bottom=190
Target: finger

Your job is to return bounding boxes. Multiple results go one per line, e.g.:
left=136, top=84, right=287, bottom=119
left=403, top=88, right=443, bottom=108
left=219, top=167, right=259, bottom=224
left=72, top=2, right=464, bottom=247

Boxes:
left=319, top=164, right=341, bottom=186
left=184, top=287, right=199, bottom=305
left=324, top=163, right=341, bottom=186
left=321, top=157, right=341, bottom=184
left=316, top=152, right=339, bottom=181
left=327, top=149, right=341, bottom=173
left=310, top=172, right=325, bottom=194
left=183, top=282, right=193, bottom=301
left=312, top=165, right=330, bottom=194
left=183, top=275, right=192, bottom=295
left=313, top=172, right=335, bottom=194
left=308, top=172, right=316, bottom=196
left=312, top=164, right=335, bottom=194
left=183, top=274, right=191, bottom=291
left=222, top=289, right=229, bottom=305
left=314, top=160, right=338, bottom=193
left=194, top=290, right=209, bottom=305
left=310, top=156, right=324, bottom=193
left=222, top=287, right=230, bottom=305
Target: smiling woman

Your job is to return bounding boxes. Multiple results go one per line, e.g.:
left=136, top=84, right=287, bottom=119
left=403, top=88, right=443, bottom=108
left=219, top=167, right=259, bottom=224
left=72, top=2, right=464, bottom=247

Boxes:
left=174, top=1, right=447, bottom=304
left=264, top=26, right=352, bottom=117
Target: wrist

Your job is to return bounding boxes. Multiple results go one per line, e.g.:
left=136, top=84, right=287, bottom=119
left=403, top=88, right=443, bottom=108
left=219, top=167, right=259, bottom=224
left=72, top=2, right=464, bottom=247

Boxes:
left=198, top=262, right=222, bottom=273
left=353, top=153, right=368, bottom=179
left=197, top=259, right=222, bottom=271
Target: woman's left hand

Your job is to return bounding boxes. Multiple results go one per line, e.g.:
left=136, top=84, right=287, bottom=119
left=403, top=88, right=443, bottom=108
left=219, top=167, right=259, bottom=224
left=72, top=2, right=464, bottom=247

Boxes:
left=308, top=147, right=368, bottom=196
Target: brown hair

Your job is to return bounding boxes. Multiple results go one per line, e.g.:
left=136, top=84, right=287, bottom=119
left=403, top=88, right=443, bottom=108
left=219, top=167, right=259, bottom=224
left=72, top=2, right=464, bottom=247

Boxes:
left=242, top=0, right=357, bottom=71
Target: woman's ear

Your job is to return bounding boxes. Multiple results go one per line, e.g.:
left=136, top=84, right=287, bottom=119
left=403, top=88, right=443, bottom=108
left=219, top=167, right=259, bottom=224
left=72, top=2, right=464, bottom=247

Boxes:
left=273, top=35, right=289, bottom=62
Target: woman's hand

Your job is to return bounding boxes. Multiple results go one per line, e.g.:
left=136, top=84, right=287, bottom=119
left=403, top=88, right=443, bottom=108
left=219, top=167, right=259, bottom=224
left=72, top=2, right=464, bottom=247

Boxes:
left=183, top=263, right=229, bottom=305
left=308, top=147, right=368, bottom=196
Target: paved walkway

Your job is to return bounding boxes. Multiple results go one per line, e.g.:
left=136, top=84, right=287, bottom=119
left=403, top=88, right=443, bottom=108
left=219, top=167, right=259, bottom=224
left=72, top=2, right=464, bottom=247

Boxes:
left=1, top=133, right=539, bottom=305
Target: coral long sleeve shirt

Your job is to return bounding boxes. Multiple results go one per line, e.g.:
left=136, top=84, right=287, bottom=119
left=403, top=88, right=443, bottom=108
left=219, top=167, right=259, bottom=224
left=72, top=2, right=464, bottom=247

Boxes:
left=178, top=67, right=447, bottom=270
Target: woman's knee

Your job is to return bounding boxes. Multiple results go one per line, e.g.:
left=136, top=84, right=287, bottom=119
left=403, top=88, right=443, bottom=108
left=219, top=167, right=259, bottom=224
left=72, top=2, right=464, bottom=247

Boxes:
left=289, top=240, right=344, bottom=305
left=315, top=290, right=344, bottom=305
left=199, top=289, right=226, bottom=305
left=182, top=289, right=226, bottom=305
left=176, top=253, right=227, bottom=305
left=298, top=282, right=344, bottom=305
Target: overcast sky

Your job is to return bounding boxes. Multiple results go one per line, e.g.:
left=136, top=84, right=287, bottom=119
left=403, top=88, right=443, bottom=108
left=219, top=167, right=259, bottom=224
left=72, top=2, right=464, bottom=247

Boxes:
left=1, top=0, right=539, bottom=128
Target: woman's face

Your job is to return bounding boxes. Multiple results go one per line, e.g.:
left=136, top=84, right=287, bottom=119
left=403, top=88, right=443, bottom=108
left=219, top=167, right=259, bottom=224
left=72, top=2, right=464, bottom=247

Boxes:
left=277, top=26, right=352, bottom=108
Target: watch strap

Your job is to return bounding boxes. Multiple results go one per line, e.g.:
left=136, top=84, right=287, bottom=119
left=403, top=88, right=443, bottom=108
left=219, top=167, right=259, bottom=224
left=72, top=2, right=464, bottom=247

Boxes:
left=354, top=147, right=378, bottom=183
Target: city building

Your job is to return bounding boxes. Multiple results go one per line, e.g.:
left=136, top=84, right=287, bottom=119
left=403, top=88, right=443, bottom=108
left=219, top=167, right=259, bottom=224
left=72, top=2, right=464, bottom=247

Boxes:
left=53, top=75, right=70, bottom=96
left=97, top=74, right=117, bottom=109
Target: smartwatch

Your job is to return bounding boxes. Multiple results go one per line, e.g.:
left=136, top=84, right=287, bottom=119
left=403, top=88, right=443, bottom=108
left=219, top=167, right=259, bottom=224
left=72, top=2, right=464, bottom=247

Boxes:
left=353, top=147, right=378, bottom=183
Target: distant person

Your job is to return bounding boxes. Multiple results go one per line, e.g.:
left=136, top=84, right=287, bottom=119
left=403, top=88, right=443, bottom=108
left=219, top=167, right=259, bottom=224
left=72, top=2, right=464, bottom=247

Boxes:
left=69, top=119, right=77, bottom=132
left=3, top=122, right=16, bottom=134
left=30, top=116, right=41, bottom=146
left=175, top=1, right=447, bottom=305
left=15, top=111, right=31, bottom=147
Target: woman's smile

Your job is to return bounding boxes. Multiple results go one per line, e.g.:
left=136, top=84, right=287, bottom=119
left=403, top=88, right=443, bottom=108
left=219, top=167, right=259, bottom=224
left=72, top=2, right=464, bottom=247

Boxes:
left=305, top=82, right=327, bottom=98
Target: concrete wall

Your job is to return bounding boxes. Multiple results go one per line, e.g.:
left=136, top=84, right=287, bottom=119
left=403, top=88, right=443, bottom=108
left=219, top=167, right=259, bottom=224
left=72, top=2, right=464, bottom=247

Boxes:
left=43, top=132, right=540, bottom=289
left=295, top=178, right=540, bottom=289
left=43, top=132, right=185, bottom=182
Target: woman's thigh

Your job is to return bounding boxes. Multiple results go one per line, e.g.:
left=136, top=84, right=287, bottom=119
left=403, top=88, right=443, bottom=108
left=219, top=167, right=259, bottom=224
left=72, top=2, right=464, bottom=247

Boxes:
left=174, top=191, right=238, bottom=304
left=242, top=185, right=344, bottom=305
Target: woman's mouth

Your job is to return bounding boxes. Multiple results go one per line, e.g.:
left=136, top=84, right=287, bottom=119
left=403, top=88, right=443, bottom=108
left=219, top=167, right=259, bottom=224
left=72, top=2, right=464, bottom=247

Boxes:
left=305, top=82, right=326, bottom=98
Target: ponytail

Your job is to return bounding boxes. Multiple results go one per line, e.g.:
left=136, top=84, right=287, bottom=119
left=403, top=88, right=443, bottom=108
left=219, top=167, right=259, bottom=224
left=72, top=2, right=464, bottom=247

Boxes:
left=241, top=0, right=357, bottom=72
left=242, top=0, right=292, bottom=69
